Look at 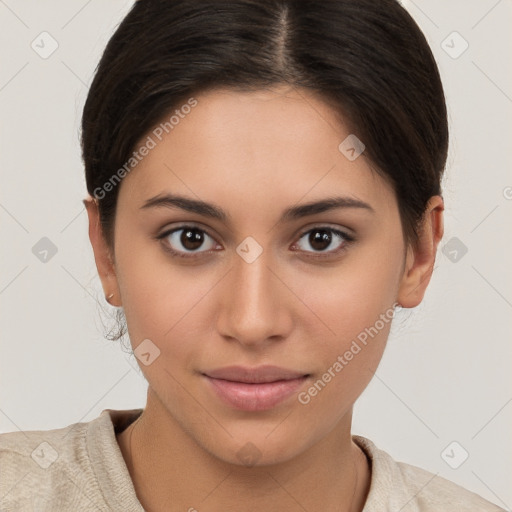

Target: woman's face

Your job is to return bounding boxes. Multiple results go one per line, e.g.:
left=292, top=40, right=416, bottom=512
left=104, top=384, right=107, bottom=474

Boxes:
left=96, top=85, right=416, bottom=465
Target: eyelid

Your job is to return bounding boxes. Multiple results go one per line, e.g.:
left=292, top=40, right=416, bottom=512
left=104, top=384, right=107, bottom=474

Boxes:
left=157, top=221, right=216, bottom=241
left=295, top=222, right=354, bottom=239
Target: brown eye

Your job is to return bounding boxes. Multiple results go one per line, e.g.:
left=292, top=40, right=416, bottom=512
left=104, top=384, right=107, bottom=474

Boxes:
left=308, top=229, right=334, bottom=251
left=158, top=225, right=218, bottom=257
left=293, top=227, right=354, bottom=257
left=179, top=227, right=206, bottom=251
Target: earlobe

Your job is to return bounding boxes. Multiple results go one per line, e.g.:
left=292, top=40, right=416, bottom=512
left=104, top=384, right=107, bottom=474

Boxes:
left=83, top=197, right=122, bottom=307
left=397, top=196, right=444, bottom=309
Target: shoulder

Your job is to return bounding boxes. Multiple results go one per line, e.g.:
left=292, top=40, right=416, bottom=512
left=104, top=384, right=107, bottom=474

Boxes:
left=0, top=410, right=125, bottom=511
left=0, top=421, right=85, bottom=510
left=353, top=435, right=505, bottom=512
left=396, top=460, right=505, bottom=511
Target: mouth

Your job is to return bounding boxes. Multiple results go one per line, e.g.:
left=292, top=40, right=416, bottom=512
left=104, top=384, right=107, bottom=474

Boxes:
left=201, top=365, right=311, bottom=411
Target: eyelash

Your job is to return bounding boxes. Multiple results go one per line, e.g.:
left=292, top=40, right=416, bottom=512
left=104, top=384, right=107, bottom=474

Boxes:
left=155, top=224, right=355, bottom=260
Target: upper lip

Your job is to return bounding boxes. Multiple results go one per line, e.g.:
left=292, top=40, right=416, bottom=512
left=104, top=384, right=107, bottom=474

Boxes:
left=202, top=365, right=310, bottom=384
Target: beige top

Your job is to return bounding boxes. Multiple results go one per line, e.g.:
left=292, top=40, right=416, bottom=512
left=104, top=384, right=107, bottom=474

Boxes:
left=0, top=408, right=505, bottom=511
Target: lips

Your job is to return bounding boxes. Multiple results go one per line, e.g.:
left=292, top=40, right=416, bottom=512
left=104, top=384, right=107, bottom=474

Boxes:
left=203, top=365, right=309, bottom=384
left=201, top=365, right=311, bottom=411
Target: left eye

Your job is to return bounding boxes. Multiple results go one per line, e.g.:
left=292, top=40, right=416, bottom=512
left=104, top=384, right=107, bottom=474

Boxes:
left=293, top=227, right=353, bottom=255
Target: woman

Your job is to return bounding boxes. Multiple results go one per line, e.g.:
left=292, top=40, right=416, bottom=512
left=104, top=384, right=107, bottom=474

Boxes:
left=0, top=0, right=505, bottom=510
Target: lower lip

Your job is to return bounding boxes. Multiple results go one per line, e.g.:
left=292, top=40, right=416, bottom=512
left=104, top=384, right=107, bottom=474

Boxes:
left=203, top=375, right=309, bottom=411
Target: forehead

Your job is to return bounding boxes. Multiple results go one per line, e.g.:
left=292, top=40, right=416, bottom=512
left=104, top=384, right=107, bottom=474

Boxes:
left=117, top=86, right=397, bottom=219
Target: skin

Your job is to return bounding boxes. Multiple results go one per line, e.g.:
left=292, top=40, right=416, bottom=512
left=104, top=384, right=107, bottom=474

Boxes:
left=85, top=84, right=444, bottom=512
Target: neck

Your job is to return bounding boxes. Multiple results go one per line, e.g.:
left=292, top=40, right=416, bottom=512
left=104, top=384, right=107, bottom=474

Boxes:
left=117, top=389, right=371, bottom=512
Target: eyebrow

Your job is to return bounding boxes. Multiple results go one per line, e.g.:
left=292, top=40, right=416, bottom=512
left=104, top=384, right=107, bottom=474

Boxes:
left=140, top=193, right=375, bottom=223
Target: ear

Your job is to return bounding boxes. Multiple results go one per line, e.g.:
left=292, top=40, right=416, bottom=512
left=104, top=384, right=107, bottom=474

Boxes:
left=397, top=195, right=444, bottom=308
left=84, top=197, right=122, bottom=307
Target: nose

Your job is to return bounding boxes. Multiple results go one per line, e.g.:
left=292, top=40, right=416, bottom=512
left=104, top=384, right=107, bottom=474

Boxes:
left=215, top=245, right=294, bottom=349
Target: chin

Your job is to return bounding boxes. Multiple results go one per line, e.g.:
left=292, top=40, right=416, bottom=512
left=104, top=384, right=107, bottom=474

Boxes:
left=199, top=427, right=317, bottom=468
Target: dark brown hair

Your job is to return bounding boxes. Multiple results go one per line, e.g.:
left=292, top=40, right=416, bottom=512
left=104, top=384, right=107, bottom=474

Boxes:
left=82, top=0, right=448, bottom=253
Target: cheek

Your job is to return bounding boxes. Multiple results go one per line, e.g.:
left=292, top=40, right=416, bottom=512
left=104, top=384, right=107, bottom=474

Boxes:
left=296, top=310, right=393, bottom=422
left=292, top=235, right=401, bottom=397
left=296, top=243, right=401, bottom=346
left=114, top=234, right=219, bottom=365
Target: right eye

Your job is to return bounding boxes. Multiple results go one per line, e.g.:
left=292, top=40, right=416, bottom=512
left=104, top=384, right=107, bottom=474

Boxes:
left=156, top=225, right=220, bottom=258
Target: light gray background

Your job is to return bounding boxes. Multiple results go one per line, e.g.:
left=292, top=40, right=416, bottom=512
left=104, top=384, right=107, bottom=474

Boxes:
left=1, top=0, right=511, bottom=509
